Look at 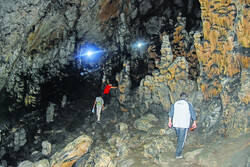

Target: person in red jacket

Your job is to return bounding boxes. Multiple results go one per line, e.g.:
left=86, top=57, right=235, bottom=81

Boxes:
left=103, top=84, right=117, bottom=105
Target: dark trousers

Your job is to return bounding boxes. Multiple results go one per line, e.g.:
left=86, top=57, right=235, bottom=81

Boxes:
left=103, top=94, right=110, bottom=105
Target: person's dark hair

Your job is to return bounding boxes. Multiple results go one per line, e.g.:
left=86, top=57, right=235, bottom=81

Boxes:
left=180, top=92, right=188, bottom=98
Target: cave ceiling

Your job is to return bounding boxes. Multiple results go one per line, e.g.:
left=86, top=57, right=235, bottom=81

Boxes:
left=0, top=0, right=202, bottom=108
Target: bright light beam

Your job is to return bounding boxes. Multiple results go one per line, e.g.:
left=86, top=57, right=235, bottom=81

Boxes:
left=80, top=50, right=103, bottom=58
left=133, top=41, right=147, bottom=49
left=137, top=43, right=142, bottom=48
left=87, top=51, right=93, bottom=57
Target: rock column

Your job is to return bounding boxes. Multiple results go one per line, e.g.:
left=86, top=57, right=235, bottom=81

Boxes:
left=14, top=128, right=27, bottom=152
left=195, top=0, right=250, bottom=100
left=116, top=60, right=132, bottom=112
left=46, top=102, right=55, bottom=123
left=194, top=0, right=250, bottom=137
left=139, top=35, right=197, bottom=113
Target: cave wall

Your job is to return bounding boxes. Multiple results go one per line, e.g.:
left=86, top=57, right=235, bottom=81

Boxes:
left=116, top=0, right=250, bottom=139
left=0, top=0, right=202, bottom=109
left=195, top=0, right=250, bottom=100
left=0, top=0, right=249, bottom=139
left=195, top=0, right=250, bottom=137
left=1, top=1, right=249, bottom=166
left=0, top=0, right=112, bottom=109
left=0, top=0, right=77, bottom=108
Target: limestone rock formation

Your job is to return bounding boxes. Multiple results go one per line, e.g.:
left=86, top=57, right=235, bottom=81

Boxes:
left=172, top=14, right=200, bottom=80
left=50, top=134, right=92, bottom=167
left=0, top=0, right=202, bottom=110
left=116, top=60, right=132, bottom=112
left=18, top=159, right=50, bottom=167
left=139, top=35, right=197, bottom=113
left=194, top=0, right=250, bottom=138
left=12, top=108, right=250, bottom=167
left=46, top=102, right=55, bottom=123
left=185, top=134, right=250, bottom=167
left=133, top=113, right=158, bottom=132
left=14, top=128, right=27, bottom=151
left=84, top=147, right=115, bottom=167
left=143, top=135, right=175, bottom=160
left=42, top=141, right=52, bottom=156
left=195, top=0, right=250, bottom=100
left=0, top=0, right=249, bottom=166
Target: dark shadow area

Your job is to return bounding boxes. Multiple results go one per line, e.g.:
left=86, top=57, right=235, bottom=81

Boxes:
left=0, top=89, right=23, bottom=130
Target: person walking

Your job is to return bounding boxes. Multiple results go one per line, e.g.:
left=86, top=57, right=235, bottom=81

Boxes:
left=92, top=95, right=104, bottom=123
left=168, top=92, right=197, bottom=159
left=102, top=83, right=117, bottom=105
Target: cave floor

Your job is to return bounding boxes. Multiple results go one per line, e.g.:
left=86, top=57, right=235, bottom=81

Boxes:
left=39, top=96, right=205, bottom=166
left=2, top=92, right=249, bottom=167
left=39, top=97, right=249, bottom=167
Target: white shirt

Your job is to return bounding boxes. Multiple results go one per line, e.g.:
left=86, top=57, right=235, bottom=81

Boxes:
left=172, top=100, right=191, bottom=128
left=96, top=97, right=104, bottom=109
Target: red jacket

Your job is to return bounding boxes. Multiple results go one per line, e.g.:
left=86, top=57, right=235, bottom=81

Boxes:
left=103, top=85, right=112, bottom=94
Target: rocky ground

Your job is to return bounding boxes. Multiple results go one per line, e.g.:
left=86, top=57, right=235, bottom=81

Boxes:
left=1, top=92, right=247, bottom=167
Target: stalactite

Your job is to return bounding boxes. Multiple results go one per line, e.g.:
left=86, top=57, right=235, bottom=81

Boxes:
left=196, top=0, right=250, bottom=100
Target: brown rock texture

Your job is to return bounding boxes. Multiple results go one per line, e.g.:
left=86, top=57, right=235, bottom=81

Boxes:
left=147, top=44, right=158, bottom=73
left=50, top=135, right=92, bottom=167
left=195, top=0, right=250, bottom=100
left=193, top=0, right=250, bottom=137
left=116, top=60, right=131, bottom=112
left=220, top=69, right=250, bottom=137
left=99, top=0, right=122, bottom=23
left=172, top=16, right=188, bottom=61
left=171, top=15, right=200, bottom=80
left=139, top=35, right=197, bottom=112
left=27, top=14, right=66, bottom=55
left=238, top=69, right=250, bottom=104
left=84, top=147, right=115, bottom=167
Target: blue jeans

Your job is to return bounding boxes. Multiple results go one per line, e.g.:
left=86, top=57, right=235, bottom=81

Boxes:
left=174, top=127, right=188, bottom=157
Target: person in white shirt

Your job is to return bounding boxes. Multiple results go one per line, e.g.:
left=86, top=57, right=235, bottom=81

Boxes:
left=168, top=92, right=197, bottom=159
left=92, top=95, right=104, bottom=123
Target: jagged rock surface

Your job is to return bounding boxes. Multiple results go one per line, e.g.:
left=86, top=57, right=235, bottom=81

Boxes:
left=0, top=0, right=249, bottom=166
left=0, top=0, right=202, bottom=108
left=16, top=105, right=250, bottom=167
left=194, top=0, right=250, bottom=138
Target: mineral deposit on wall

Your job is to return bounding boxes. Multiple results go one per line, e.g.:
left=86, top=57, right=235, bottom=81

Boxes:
left=195, top=0, right=250, bottom=100
left=195, top=0, right=250, bottom=137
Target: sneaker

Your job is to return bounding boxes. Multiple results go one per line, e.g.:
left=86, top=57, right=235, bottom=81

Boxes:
left=176, top=155, right=183, bottom=159
left=97, top=121, right=100, bottom=124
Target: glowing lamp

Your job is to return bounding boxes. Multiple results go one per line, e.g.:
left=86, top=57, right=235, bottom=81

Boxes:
left=78, top=44, right=104, bottom=58
left=137, top=43, right=142, bottom=48
left=87, top=51, right=93, bottom=57
left=133, top=41, right=147, bottom=49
